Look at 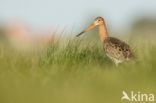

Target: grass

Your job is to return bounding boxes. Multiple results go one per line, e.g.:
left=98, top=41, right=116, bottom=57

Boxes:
left=0, top=35, right=156, bottom=103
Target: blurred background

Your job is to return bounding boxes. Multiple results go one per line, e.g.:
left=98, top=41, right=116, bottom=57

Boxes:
left=1, top=0, right=156, bottom=35
left=0, top=0, right=156, bottom=48
left=0, top=0, right=156, bottom=103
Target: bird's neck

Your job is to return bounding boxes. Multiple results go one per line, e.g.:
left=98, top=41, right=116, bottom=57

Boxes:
left=98, top=24, right=108, bottom=42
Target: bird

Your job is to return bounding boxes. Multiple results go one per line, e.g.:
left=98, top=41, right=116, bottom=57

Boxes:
left=76, top=17, right=134, bottom=65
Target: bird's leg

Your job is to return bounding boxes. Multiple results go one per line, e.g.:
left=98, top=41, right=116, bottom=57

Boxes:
left=115, top=62, right=119, bottom=66
left=113, top=59, right=120, bottom=66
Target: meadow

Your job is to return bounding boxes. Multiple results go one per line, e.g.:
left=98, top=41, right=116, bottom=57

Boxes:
left=0, top=33, right=156, bottom=103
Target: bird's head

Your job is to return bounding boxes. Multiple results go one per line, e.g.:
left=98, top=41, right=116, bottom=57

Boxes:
left=94, top=17, right=105, bottom=26
left=76, top=17, right=105, bottom=37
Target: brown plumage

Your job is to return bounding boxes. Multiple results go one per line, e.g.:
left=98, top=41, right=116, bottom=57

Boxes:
left=76, top=16, right=134, bottom=65
left=103, top=37, right=134, bottom=65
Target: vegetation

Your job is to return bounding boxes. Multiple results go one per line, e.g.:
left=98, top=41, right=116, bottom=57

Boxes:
left=0, top=34, right=156, bottom=103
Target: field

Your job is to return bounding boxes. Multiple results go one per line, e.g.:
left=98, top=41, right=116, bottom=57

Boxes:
left=0, top=34, right=156, bottom=103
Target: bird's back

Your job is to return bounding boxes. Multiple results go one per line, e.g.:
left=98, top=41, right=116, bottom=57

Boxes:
left=103, top=37, right=134, bottom=62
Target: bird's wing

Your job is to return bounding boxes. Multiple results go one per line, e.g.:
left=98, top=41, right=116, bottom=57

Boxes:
left=104, top=37, right=133, bottom=60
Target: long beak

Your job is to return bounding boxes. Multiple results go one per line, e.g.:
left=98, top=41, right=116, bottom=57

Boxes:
left=76, top=23, right=96, bottom=37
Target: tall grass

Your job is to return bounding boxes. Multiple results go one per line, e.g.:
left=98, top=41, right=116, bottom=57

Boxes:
left=0, top=35, right=156, bottom=103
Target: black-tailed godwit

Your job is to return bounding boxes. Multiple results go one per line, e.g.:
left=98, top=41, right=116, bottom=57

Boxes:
left=76, top=17, right=134, bottom=65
